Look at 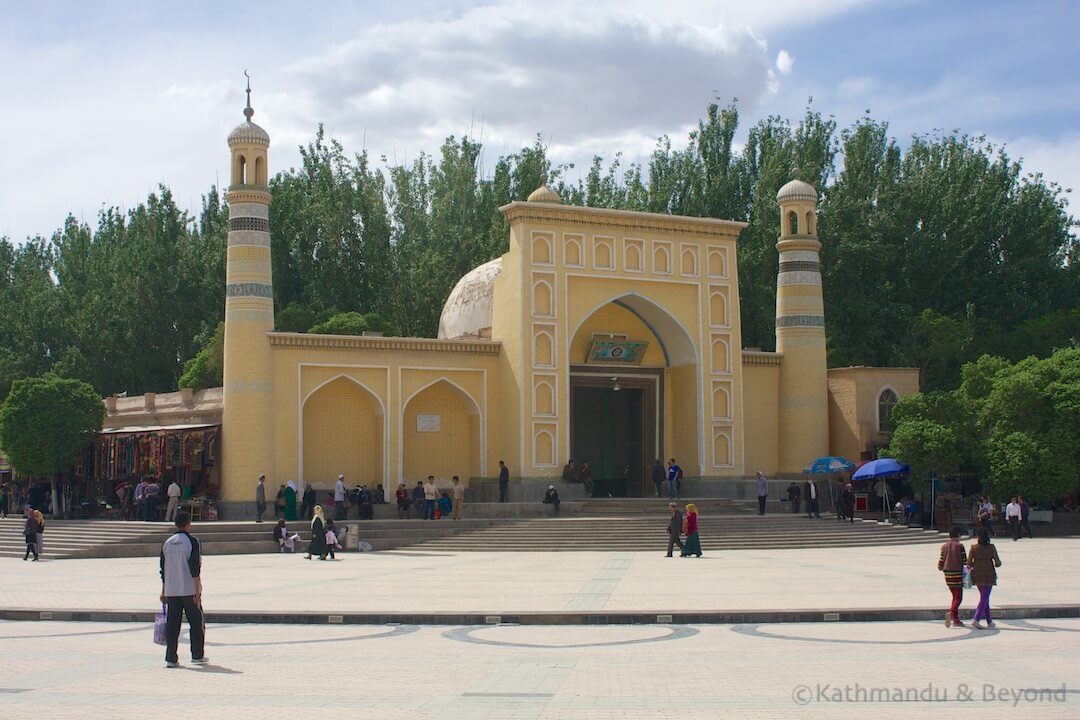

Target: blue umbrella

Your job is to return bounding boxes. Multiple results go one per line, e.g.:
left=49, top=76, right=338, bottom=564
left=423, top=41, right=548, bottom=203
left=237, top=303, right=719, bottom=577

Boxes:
left=807, top=456, right=856, bottom=474
left=852, top=458, right=909, bottom=480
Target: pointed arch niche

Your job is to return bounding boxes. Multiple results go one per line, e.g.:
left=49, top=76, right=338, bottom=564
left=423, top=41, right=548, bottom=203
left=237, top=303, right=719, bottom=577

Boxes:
left=403, top=379, right=481, bottom=484
left=302, top=376, right=385, bottom=489
left=568, top=291, right=702, bottom=477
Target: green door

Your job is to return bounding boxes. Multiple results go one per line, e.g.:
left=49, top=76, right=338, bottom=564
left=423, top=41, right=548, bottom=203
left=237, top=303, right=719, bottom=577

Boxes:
left=571, top=386, right=644, bottom=497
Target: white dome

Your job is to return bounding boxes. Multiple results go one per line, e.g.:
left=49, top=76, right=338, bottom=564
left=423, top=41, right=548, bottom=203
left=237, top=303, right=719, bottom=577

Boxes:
left=438, top=258, right=503, bottom=339
left=776, top=173, right=818, bottom=204
left=228, top=120, right=270, bottom=147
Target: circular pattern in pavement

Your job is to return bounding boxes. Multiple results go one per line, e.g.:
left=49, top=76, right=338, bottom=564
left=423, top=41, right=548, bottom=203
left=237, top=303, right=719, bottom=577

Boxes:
left=443, top=624, right=699, bottom=649
left=732, top=621, right=991, bottom=645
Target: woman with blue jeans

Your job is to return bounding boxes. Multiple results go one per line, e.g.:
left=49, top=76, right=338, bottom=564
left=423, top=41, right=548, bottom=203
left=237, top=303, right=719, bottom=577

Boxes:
left=967, top=527, right=1002, bottom=629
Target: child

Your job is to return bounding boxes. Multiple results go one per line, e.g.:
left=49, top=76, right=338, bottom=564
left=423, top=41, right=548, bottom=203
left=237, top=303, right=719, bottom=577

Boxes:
left=324, top=518, right=342, bottom=559
left=273, top=519, right=299, bottom=552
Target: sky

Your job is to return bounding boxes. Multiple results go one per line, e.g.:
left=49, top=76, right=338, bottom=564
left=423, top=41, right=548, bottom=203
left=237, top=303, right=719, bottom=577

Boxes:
left=2, top=0, right=1077, bottom=242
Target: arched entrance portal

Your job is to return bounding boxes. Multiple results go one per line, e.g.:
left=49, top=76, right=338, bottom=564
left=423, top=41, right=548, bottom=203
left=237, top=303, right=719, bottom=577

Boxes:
left=402, top=380, right=481, bottom=485
left=569, top=293, right=698, bottom=497
left=302, top=376, right=385, bottom=491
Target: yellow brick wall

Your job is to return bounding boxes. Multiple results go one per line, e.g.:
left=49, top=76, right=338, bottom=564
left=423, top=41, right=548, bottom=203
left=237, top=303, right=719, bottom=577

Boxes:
left=742, top=362, right=780, bottom=474
left=302, top=376, right=383, bottom=488
left=402, top=380, right=480, bottom=484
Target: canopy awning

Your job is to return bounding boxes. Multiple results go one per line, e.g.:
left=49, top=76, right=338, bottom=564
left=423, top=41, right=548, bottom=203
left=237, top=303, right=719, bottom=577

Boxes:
left=99, top=423, right=220, bottom=435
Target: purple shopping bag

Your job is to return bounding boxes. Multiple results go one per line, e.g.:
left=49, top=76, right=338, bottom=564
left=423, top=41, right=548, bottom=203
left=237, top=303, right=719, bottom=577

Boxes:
left=153, top=603, right=167, bottom=646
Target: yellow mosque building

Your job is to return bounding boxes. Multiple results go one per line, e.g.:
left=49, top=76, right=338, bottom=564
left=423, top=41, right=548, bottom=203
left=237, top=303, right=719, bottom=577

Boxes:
left=109, top=91, right=919, bottom=510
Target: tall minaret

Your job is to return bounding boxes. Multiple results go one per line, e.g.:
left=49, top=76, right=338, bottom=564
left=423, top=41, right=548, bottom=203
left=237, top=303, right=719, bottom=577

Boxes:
left=774, top=170, right=829, bottom=472
left=221, top=74, right=275, bottom=503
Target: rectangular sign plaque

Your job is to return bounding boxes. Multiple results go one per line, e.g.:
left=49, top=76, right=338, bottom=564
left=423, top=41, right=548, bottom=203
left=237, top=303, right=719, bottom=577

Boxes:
left=587, top=339, right=648, bottom=364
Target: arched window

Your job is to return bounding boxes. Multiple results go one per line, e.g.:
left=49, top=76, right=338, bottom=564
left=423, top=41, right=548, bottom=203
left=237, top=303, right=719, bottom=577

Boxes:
left=788, top=211, right=799, bottom=235
left=878, top=388, right=899, bottom=432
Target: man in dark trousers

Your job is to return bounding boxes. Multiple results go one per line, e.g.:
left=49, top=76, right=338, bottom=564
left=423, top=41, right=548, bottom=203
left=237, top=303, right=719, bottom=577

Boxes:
left=786, top=481, right=801, bottom=514
left=665, top=502, right=684, bottom=557
left=498, top=460, right=509, bottom=502
left=652, top=459, right=665, bottom=497
left=159, top=511, right=208, bottom=668
left=805, top=477, right=821, bottom=518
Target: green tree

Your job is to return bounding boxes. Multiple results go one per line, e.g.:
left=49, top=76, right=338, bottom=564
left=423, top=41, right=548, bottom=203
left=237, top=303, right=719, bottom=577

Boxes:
left=0, top=373, right=104, bottom=477
left=178, top=322, right=224, bottom=391
left=308, top=311, right=389, bottom=336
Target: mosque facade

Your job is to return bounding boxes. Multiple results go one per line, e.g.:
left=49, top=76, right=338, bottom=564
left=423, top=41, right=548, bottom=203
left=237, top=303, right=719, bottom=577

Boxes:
left=210, top=94, right=918, bottom=506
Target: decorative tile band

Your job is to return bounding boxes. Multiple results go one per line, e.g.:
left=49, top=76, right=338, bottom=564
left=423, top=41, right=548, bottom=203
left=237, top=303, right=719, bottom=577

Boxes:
left=226, top=282, right=274, bottom=298
left=227, top=230, right=270, bottom=247
left=778, top=250, right=820, bottom=263
left=778, top=260, right=820, bottom=273
left=229, top=203, right=269, bottom=219
left=777, top=271, right=822, bottom=286
left=776, top=315, right=825, bottom=328
left=229, top=216, right=271, bottom=232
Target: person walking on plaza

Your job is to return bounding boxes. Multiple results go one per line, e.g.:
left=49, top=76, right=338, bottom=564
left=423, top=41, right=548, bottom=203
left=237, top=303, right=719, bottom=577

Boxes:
left=424, top=476, right=439, bottom=520
left=305, top=505, right=328, bottom=560
left=33, top=509, right=45, bottom=558
left=842, top=482, right=855, bottom=523
left=805, top=477, right=821, bottom=518
left=334, top=475, right=347, bottom=520
left=786, top=481, right=801, bottom=514
left=680, top=503, right=702, bottom=557
left=756, top=471, right=768, bottom=515
left=1006, top=497, right=1021, bottom=541
left=324, top=518, right=340, bottom=559
left=652, top=459, right=665, bottom=497
left=254, top=475, right=267, bottom=523
left=665, top=502, right=684, bottom=557
left=451, top=476, right=465, bottom=520
left=1018, top=496, right=1033, bottom=538
left=498, top=460, right=509, bottom=502
left=977, top=497, right=995, bottom=536
left=23, top=510, right=41, bottom=561
left=938, top=526, right=968, bottom=628
left=667, top=458, right=682, bottom=500
left=967, top=527, right=1002, bottom=629
left=159, top=511, right=208, bottom=667
left=165, top=478, right=181, bottom=523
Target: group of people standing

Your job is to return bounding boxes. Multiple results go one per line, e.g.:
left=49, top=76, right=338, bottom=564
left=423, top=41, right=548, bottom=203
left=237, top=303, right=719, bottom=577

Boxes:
left=396, top=476, right=466, bottom=519
left=977, top=496, right=1033, bottom=541
left=260, top=476, right=389, bottom=523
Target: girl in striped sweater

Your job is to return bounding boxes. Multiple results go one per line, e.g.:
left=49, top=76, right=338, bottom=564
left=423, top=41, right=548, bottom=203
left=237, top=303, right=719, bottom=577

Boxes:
left=937, top=526, right=968, bottom=627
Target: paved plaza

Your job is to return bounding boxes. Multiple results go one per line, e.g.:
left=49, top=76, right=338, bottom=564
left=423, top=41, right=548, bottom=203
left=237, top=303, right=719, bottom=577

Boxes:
left=0, top=618, right=1077, bottom=719
left=1, top=539, right=1078, bottom=718
left=1, top=538, right=1078, bottom=617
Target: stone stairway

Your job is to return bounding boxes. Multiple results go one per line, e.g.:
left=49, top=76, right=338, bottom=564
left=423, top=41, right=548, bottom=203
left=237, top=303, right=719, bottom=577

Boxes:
left=0, top=517, right=494, bottom=560
left=0, top=498, right=940, bottom=558
left=406, top=502, right=943, bottom=552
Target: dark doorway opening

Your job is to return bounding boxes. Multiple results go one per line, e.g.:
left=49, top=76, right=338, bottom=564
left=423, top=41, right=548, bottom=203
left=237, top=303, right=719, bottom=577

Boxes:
left=570, top=372, right=658, bottom=497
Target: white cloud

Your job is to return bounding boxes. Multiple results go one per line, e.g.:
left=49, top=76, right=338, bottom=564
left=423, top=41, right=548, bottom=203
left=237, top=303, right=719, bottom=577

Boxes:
left=283, top=4, right=776, bottom=161
left=776, top=50, right=794, bottom=75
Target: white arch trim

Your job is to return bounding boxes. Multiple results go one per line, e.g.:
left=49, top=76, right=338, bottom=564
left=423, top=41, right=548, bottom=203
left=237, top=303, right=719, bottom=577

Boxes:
left=398, top=375, right=487, bottom=482
left=299, top=370, right=389, bottom=492
left=302, top=373, right=387, bottom=414
left=568, top=291, right=698, bottom=368
left=401, top=377, right=482, bottom=416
